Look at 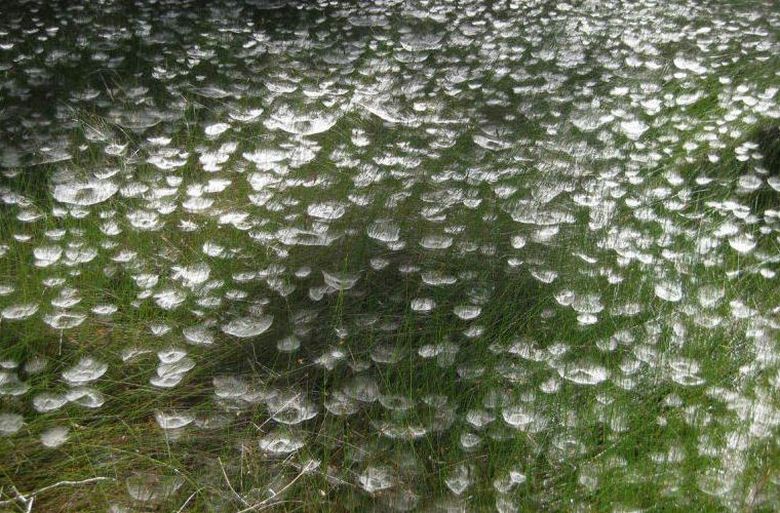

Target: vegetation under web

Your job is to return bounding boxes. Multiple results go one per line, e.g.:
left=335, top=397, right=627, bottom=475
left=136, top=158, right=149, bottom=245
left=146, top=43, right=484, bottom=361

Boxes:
left=0, top=0, right=779, bottom=512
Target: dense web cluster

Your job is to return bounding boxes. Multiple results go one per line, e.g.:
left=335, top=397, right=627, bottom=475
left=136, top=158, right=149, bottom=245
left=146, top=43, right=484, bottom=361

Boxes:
left=0, top=0, right=779, bottom=511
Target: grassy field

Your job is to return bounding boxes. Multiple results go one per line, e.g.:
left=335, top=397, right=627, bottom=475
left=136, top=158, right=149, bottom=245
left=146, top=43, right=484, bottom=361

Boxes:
left=1, top=0, right=779, bottom=512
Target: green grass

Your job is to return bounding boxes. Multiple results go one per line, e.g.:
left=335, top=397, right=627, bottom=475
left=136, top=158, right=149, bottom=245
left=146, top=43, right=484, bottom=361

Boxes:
left=1, top=0, right=780, bottom=512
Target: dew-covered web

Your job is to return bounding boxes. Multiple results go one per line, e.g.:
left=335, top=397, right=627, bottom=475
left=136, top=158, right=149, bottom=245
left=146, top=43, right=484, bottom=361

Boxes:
left=0, top=0, right=779, bottom=511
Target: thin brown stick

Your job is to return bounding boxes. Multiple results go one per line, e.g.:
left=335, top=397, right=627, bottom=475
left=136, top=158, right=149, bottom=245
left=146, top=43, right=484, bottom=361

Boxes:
left=0, top=477, right=113, bottom=508
left=218, top=456, right=250, bottom=507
